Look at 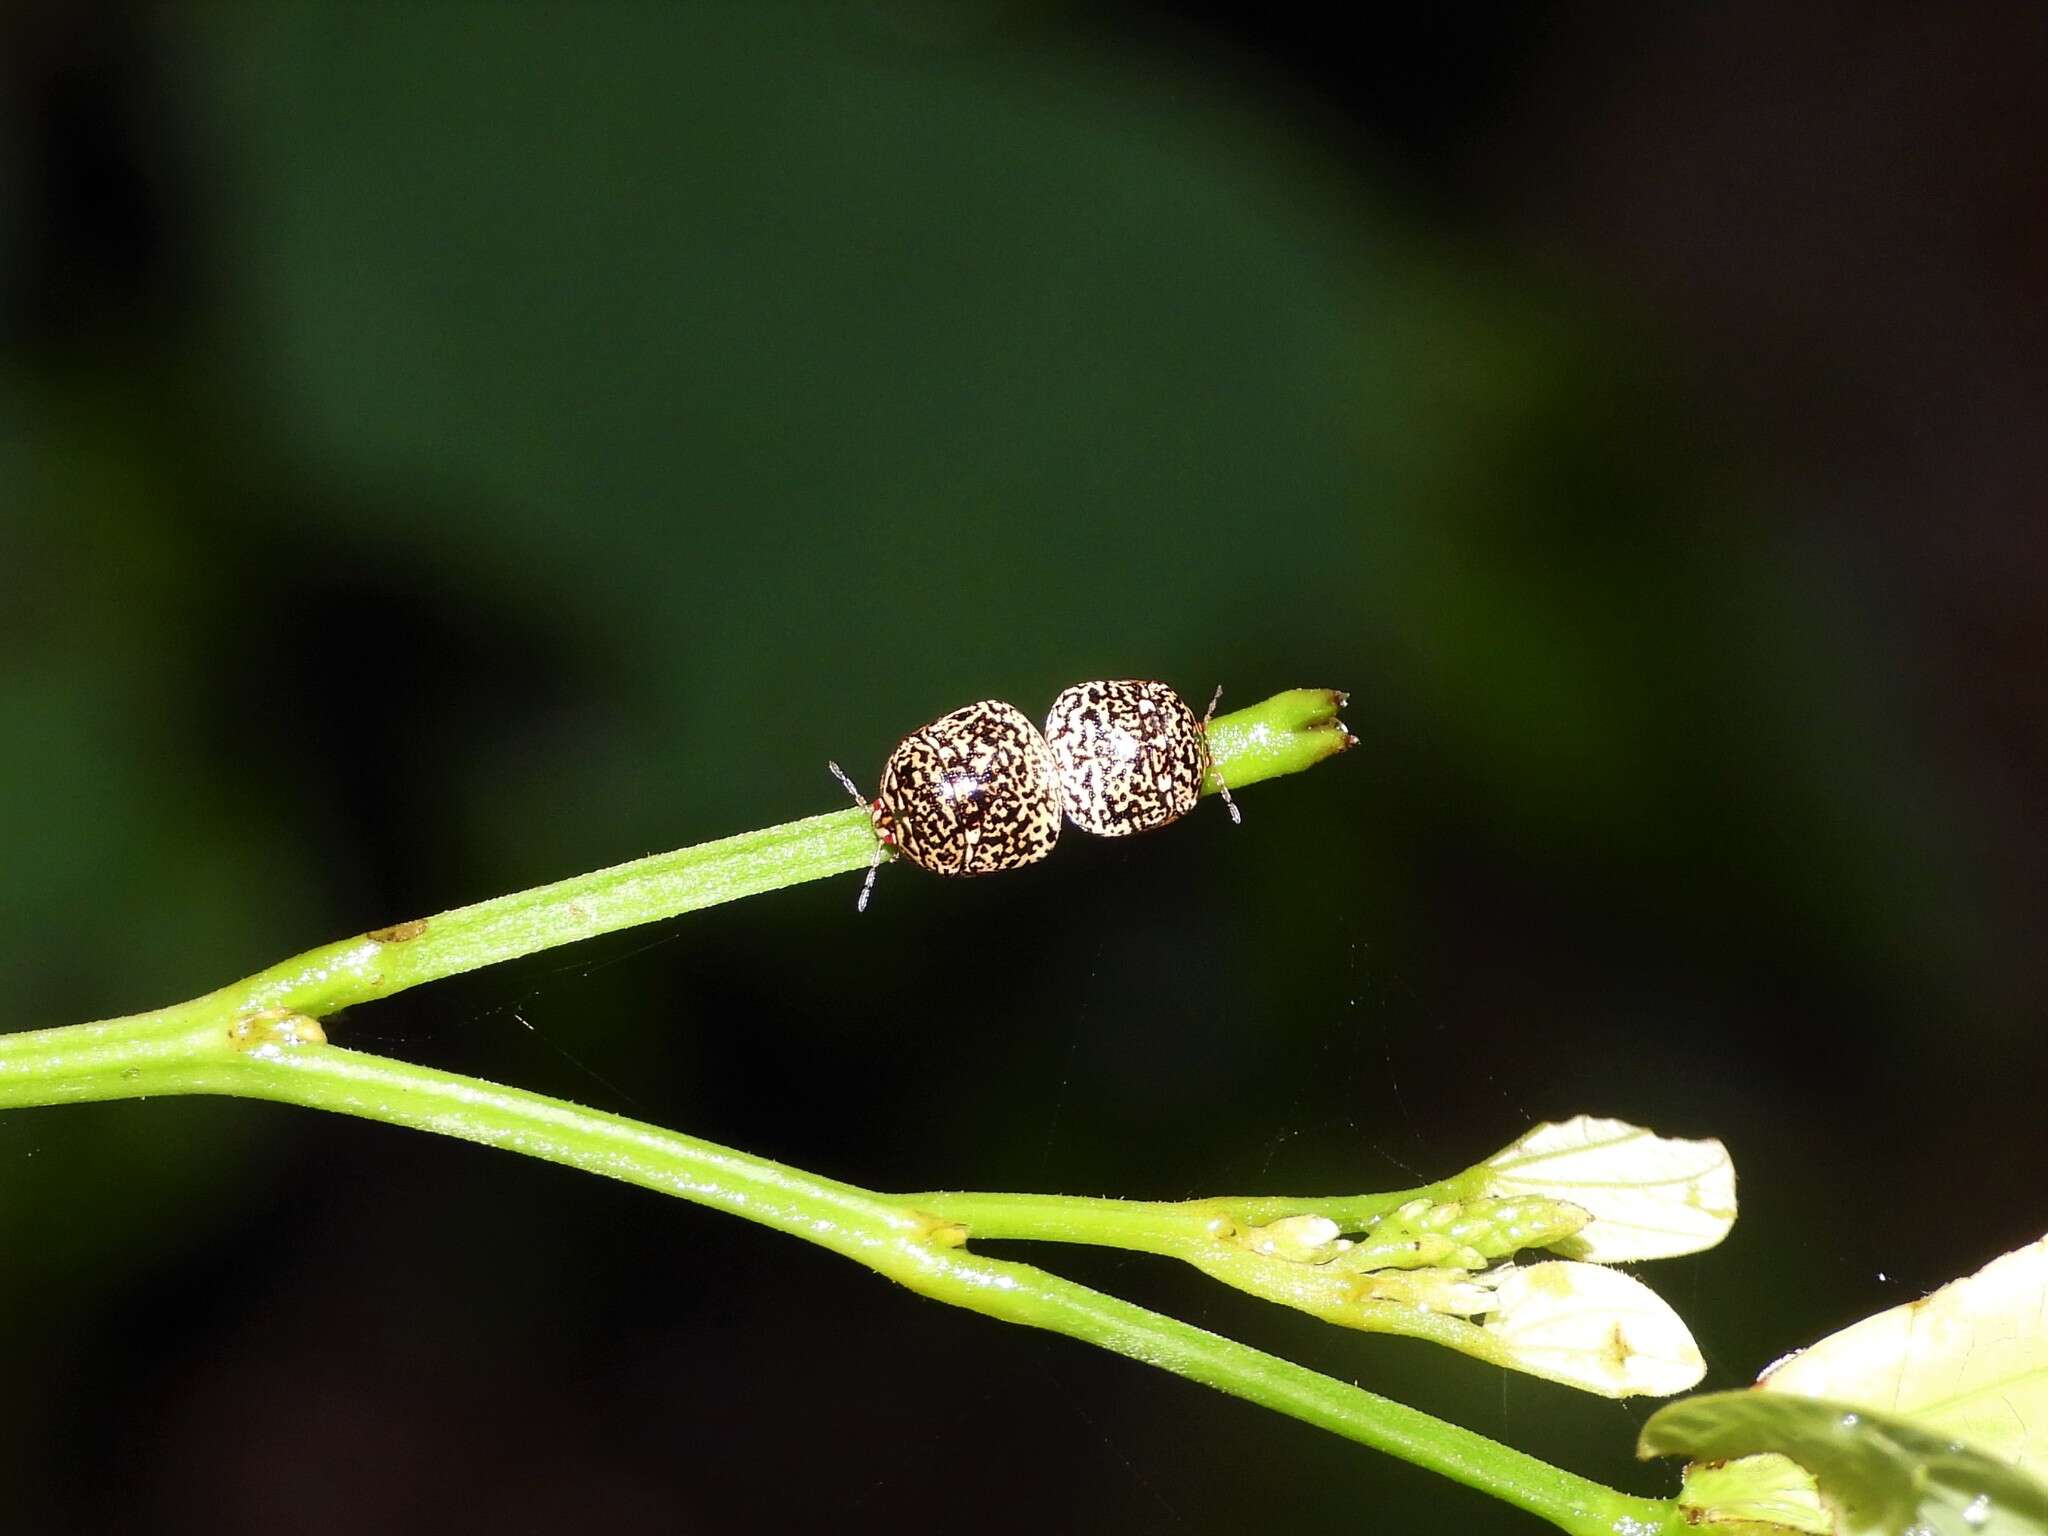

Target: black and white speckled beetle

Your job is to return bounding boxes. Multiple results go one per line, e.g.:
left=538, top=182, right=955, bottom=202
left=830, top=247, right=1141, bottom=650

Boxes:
left=1044, top=679, right=1239, bottom=836
left=830, top=700, right=1062, bottom=911
left=829, top=683, right=1236, bottom=910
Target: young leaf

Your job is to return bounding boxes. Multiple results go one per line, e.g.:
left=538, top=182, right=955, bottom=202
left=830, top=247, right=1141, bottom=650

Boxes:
left=1481, top=1260, right=1706, bottom=1398
left=1758, top=1233, right=2048, bottom=1474
left=1180, top=1252, right=1703, bottom=1397
left=1677, top=1453, right=1830, bottom=1534
left=1641, top=1391, right=2048, bottom=1536
left=1478, top=1115, right=1736, bottom=1262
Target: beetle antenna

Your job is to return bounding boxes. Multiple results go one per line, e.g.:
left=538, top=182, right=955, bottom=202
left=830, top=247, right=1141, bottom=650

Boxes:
left=1201, top=685, right=1242, bottom=826
left=827, top=759, right=863, bottom=806
left=855, top=847, right=881, bottom=913
left=828, top=760, right=885, bottom=912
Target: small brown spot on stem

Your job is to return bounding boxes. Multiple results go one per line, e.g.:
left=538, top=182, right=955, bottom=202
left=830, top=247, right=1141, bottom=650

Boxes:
left=367, top=919, right=429, bottom=944
left=229, top=1008, right=328, bottom=1052
left=906, top=1210, right=970, bottom=1247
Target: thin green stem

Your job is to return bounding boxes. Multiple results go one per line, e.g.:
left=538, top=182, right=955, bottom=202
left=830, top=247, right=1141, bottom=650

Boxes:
left=901, top=1182, right=1546, bottom=1376
left=0, top=687, right=1684, bottom=1530
left=1202, top=686, right=1356, bottom=794
left=130, top=687, right=1356, bottom=1027
left=903, top=1185, right=1469, bottom=1254
left=0, top=1014, right=1675, bottom=1536
left=1221, top=1181, right=1483, bottom=1227
left=227, top=807, right=882, bottom=1020
left=901, top=1191, right=1232, bottom=1254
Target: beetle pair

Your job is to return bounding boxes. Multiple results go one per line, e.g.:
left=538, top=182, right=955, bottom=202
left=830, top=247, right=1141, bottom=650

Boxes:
left=830, top=680, right=1237, bottom=910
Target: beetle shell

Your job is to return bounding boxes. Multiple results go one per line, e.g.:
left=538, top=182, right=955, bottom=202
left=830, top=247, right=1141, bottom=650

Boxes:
left=872, top=700, right=1063, bottom=876
left=1044, top=679, right=1210, bottom=837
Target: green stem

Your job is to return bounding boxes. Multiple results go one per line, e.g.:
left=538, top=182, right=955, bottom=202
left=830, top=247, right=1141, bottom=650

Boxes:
left=138, top=688, right=1356, bottom=1026
left=901, top=1182, right=1537, bottom=1373
left=902, top=1185, right=1470, bottom=1254
left=0, top=686, right=1680, bottom=1530
left=1203, top=687, right=1356, bottom=794
left=229, top=807, right=882, bottom=1019
left=0, top=1014, right=1674, bottom=1536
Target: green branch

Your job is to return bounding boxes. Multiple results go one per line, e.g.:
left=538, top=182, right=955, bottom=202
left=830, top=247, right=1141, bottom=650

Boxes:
left=229, top=807, right=882, bottom=1020
left=0, top=685, right=1685, bottom=1532
left=0, top=1012, right=1674, bottom=1536
left=897, top=1185, right=1467, bottom=1253
left=159, top=688, right=1354, bottom=1025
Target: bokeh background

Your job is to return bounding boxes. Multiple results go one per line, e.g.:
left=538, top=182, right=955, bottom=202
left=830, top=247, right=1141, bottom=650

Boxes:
left=5, top=3, right=2045, bottom=1531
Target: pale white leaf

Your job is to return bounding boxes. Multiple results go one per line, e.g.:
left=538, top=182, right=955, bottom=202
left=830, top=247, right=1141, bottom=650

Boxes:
left=1759, top=1233, right=2048, bottom=1475
left=1482, top=1260, right=1706, bottom=1398
left=1481, top=1115, right=1736, bottom=1262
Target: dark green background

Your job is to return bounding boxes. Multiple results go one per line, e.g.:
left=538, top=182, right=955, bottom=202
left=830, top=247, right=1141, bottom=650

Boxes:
left=5, top=4, right=2044, bottom=1531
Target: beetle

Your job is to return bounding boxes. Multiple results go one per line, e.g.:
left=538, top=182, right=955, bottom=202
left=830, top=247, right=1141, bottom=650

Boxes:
left=1043, top=679, right=1238, bottom=836
left=829, top=682, right=1236, bottom=910
left=830, top=699, right=1062, bottom=910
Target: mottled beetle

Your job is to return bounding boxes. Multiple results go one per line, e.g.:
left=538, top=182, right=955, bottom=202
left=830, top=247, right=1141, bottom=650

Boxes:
left=830, top=681, right=1234, bottom=910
